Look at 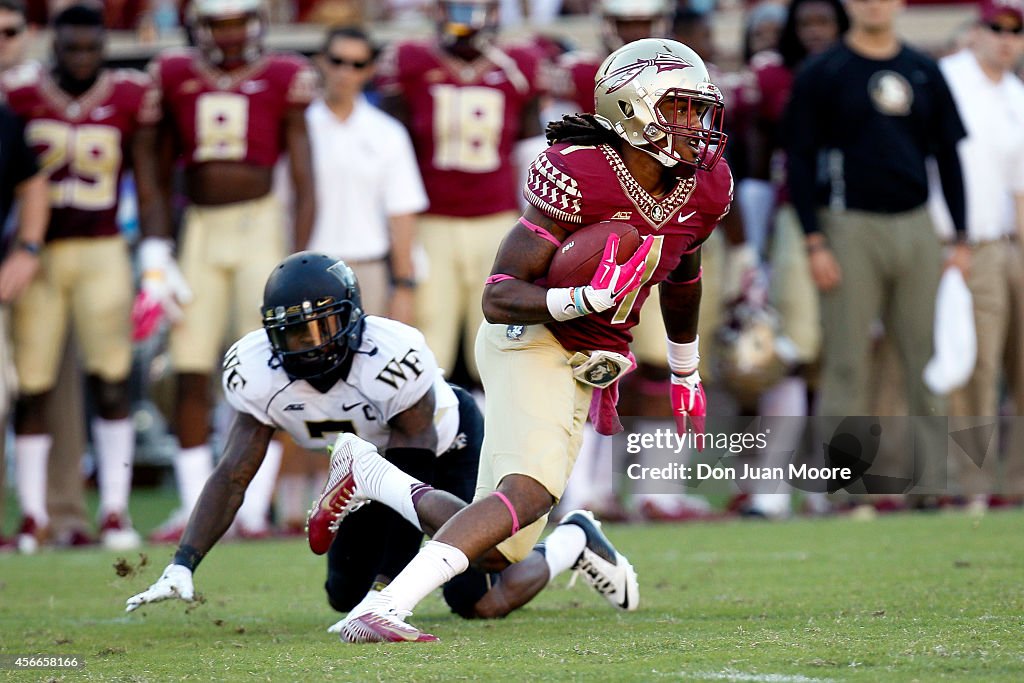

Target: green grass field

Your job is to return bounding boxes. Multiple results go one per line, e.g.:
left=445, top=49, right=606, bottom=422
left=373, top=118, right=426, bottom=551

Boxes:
left=1, top=493, right=1022, bottom=682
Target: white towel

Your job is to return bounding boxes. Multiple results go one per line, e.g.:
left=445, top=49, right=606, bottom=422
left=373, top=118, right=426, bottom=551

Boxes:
left=923, top=267, right=976, bottom=395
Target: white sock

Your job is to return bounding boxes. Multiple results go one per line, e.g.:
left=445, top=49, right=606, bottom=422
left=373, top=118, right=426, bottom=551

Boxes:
left=176, top=444, right=214, bottom=515
left=93, top=417, right=135, bottom=517
left=354, top=452, right=425, bottom=531
left=15, top=434, right=53, bottom=525
left=539, top=523, right=587, bottom=582
left=381, top=540, right=469, bottom=613
left=276, top=473, right=310, bottom=526
left=236, top=439, right=283, bottom=531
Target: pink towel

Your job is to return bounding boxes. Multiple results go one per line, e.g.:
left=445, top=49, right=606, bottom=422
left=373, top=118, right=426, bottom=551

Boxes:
left=588, top=352, right=637, bottom=435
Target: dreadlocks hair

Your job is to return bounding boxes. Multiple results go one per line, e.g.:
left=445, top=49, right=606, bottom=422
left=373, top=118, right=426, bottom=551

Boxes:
left=545, top=114, right=621, bottom=147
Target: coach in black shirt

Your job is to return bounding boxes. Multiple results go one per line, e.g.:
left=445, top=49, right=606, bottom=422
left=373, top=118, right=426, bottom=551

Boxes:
left=0, top=101, right=47, bottom=548
left=785, top=0, right=971, bottom=422
left=0, top=102, right=45, bottom=302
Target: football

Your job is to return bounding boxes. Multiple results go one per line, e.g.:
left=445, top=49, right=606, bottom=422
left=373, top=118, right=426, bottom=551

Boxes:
left=546, top=221, right=642, bottom=287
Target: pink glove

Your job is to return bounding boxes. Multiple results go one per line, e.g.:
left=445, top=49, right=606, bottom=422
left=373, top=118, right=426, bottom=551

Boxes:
left=671, top=369, right=706, bottom=437
left=131, top=290, right=164, bottom=342
left=581, top=233, right=654, bottom=313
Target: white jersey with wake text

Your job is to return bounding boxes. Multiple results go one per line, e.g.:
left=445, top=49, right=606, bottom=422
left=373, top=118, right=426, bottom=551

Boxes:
left=222, top=316, right=459, bottom=452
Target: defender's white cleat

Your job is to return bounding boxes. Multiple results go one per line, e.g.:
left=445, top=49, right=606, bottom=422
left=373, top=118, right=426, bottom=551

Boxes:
left=560, top=509, right=640, bottom=611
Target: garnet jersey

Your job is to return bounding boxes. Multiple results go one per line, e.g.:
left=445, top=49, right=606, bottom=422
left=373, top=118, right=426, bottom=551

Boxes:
left=525, top=143, right=733, bottom=355
left=749, top=51, right=793, bottom=126
left=151, top=49, right=316, bottom=169
left=375, top=40, right=542, bottom=217
left=222, top=317, right=460, bottom=453
left=0, top=62, right=159, bottom=242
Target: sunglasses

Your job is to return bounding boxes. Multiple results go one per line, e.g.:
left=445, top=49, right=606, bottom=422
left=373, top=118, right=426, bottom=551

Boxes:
left=985, top=22, right=1024, bottom=35
left=0, top=25, right=25, bottom=39
left=325, top=54, right=371, bottom=69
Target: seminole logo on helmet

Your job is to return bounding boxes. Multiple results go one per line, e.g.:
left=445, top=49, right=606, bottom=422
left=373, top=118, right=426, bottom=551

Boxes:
left=599, top=53, right=694, bottom=94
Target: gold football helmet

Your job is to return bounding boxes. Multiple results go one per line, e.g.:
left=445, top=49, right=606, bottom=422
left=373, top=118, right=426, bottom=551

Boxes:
left=594, top=38, right=727, bottom=170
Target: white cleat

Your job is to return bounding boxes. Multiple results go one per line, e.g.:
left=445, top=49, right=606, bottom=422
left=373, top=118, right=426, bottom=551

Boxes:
left=328, top=591, right=437, bottom=643
left=306, top=433, right=378, bottom=555
left=559, top=509, right=640, bottom=611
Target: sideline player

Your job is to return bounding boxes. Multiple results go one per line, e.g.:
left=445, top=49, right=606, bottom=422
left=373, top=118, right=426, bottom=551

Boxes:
left=125, top=253, right=627, bottom=625
left=1, top=3, right=161, bottom=551
left=376, top=0, right=544, bottom=383
left=141, top=0, right=317, bottom=541
left=324, top=37, right=732, bottom=642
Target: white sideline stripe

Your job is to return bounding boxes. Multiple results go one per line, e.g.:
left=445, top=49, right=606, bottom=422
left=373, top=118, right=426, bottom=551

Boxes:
left=667, top=672, right=834, bottom=683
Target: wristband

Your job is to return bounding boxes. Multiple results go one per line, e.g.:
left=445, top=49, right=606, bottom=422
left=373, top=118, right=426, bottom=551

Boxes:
left=391, top=277, right=417, bottom=290
left=667, top=336, right=700, bottom=376
left=16, top=240, right=43, bottom=256
left=173, top=544, right=205, bottom=572
left=546, top=287, right=586, bottom=321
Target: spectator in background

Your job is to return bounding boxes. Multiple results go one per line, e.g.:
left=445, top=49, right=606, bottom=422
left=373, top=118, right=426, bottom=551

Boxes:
left=0, top=103, right=48, bottom=551
left=273, top=24, right=430, bottom=533
left=1, top=3, right=160, bottom=552
left=732, top=0, right=848, bottom=519
left=0, top=0, right=30, bottom=70
left=742, top=1, right=786, bottom=64
left=306, top=26, right=426, bottom=323
left=785, top=0, right=970, bottom=460
left=142, top=0, right=317, bottom=542
left=928, top=0, right=1024, bottom=511
left=375, top=0, right=544, bottom=385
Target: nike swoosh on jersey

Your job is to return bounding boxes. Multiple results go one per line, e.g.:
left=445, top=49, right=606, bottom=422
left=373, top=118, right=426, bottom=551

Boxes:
left=677, top=210, right=697, bottom=223
left=342, top=402, right=362, bottom=411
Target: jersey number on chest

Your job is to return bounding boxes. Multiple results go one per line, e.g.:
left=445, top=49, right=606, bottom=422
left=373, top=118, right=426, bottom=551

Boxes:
left=194, top=92, right=249, bottom=162
left=612, top=235, right=664, bottom=324
left=28, top=121, right=122, bottom=211
left=430, top=84, right=505, bottom=173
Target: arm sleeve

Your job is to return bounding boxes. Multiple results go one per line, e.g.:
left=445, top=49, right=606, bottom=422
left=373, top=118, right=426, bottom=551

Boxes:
left=935, top=145, right=967, bottom=240
left=6, top=109, right=39, bottom=185
left=930, top=66, right=968, bottom=238
left=783, top=67, right=823, bottom=236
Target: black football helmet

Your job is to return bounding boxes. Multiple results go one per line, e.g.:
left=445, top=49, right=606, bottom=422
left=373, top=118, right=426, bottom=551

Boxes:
left=262, top=252, right=365, bottom=382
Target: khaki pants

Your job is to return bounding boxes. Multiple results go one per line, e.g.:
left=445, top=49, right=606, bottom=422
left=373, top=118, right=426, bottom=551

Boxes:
left=347, top=258, right=390, bottom=318
left=770, top=204, right=821, bottom=363
left=819, top=207, right=944, bottom=418
left=949, top=238, right=1024, bottom=496
left=473, top=322, right=592, bottom=562
left=1004, top=242, right=1024, bottom=495
left=170, top=194, right=287, bottom=373
left=415, top=212, right=516, bottom=382
left=13, top=236, right=133, bottom=393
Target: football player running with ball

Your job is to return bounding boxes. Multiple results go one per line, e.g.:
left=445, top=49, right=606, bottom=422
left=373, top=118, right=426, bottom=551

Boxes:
left=126, top=254, right=625, bottom=627
left=318, top=38, right=733, bottom=643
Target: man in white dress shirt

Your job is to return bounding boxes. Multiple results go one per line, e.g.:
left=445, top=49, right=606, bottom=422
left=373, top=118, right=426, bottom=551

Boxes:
left=929, top=0, right=1024, bottom=507
left=306, top=25, right=428, bottom=324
